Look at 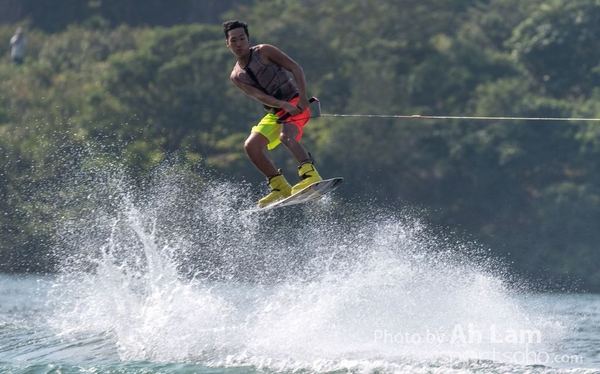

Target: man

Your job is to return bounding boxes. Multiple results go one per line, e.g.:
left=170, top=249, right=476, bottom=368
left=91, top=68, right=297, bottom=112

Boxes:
left=223, top=19, right=322, bottom=207
left=10, top=27, right=27, bottom=64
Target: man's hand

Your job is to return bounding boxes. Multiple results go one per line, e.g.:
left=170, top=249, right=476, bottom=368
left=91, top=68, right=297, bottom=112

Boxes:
left=297, top=96, right=310, bottom=112
left=281, top=101, right=301, bottom=116
left=281, top=96, right=310, bottom=116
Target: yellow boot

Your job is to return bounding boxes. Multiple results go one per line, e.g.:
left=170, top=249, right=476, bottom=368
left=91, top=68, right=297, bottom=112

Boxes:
left=291, top=162, right=322, bottom=195
left=258, top=173, right=292, bottom=207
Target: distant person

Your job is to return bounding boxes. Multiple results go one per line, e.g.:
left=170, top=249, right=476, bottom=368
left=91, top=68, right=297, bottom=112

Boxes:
left=10, top=27, right=27, bottom=65
left=223, top=19, right=323, bottom=208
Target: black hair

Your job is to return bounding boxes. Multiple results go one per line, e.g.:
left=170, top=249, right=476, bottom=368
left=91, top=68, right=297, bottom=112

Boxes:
left=222, top=20, right=249, bottom=39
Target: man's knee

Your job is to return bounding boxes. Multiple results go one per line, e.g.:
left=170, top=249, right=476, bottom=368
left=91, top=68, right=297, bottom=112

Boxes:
left=244, top=137, right=252, bottom=150
left=279, top=132, right=294, bottom=146
left=244, top=138, right=257, bottom=155
left=279, top=126, right=299, bottom=146
left=245, top=133, right=267, bottom=153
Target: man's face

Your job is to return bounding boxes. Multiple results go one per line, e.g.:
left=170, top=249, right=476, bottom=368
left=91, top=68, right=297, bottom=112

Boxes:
left=226, top=28, right=250, bottom=58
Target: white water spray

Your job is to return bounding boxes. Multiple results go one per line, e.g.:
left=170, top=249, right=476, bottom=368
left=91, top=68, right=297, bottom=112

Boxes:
left=47, top=163, right=566, bottom=371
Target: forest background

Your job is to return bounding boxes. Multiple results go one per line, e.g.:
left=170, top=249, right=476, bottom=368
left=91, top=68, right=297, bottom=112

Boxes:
left=1, top=0, right=600, bottom=291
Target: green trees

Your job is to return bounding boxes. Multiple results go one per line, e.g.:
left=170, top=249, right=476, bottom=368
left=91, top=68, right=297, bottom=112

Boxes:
left=2, top=0, right=600, bottom=290
left=508, top=0, right=600, bottom=98
left=8, top=0, right=240, bottom=32
left=82, top=24, right=251, bottom=170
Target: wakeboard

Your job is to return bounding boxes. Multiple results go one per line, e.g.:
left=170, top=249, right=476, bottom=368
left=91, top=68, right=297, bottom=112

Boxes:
left=245, top=177, right=343, bottom=212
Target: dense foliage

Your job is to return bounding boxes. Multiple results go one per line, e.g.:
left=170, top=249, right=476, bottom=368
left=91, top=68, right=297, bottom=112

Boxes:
left=2, top=0, right=600, bottom=290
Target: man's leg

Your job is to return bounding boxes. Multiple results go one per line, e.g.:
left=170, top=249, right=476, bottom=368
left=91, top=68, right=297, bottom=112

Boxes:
left=279, top=123, right=322, bottom=194
left=279, top=123, right=310, bottom=163
left=244, top=132, right=279, bottom=177
left=245, top=132, right=292, bottom=207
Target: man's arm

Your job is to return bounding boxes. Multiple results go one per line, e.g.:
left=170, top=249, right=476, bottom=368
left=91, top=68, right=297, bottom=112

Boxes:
left=259, top=44, right=310, bottom=112
left=231, top=73, right=301, bottom=115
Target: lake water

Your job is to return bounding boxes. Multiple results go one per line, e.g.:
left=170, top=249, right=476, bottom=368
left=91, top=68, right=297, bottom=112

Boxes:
left=1, top=167, right=599, bottom=373
left=2, top=273, right=599, bottom=374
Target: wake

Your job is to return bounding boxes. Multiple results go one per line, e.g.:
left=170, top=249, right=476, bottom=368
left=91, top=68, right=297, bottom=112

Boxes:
left=47, top=161, right=567, bottom=370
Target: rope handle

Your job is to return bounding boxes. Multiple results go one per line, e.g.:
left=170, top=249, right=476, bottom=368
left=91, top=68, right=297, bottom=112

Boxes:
left=277, top=97, right=319, bottom=123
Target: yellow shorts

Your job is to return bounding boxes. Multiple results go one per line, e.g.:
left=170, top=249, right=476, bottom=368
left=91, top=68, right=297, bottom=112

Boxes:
left=251, top=97, right=310, bottom=150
